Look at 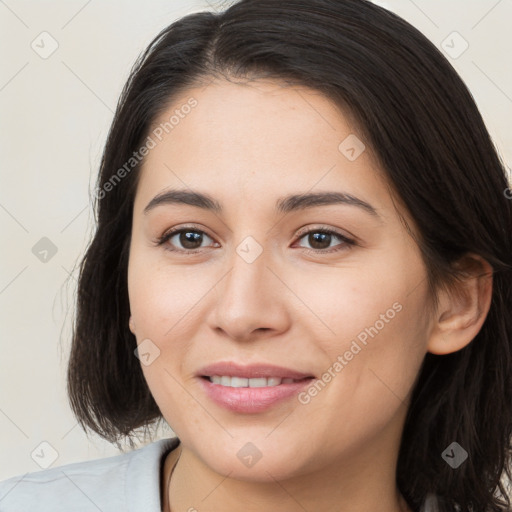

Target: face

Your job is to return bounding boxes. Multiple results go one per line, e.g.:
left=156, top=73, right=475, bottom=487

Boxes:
left=127, top=78, right=433, bottom=481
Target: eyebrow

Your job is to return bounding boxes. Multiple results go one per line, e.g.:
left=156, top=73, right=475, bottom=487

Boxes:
left=143, top=189, right=379, bottom=217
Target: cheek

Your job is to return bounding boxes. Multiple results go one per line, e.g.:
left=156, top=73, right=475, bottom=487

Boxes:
left=127, top=251, right=211, bottom=404
left=128, top=249, right=208, bottom=339
left=295, top=282, right=429, bottom=458
left=128, top=259, right=200, bottom=422
left=294, top=244, right=430, bottom=410
left=291, top=251, right=427, bottom=351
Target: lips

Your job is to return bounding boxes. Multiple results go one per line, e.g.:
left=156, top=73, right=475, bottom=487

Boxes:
left=196, top=361, right=316, bottom=413
left=197, top=361, right=315, bottom=380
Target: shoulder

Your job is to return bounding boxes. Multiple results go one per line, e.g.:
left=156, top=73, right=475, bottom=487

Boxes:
left=0, top=436, right=180, bottom=512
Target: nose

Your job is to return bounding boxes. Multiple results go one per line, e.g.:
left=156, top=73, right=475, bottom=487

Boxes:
left=206, top=243, right=291, bottom=342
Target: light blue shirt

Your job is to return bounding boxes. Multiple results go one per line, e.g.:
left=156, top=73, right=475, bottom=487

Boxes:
left=0, top=436, right=179, bottom=511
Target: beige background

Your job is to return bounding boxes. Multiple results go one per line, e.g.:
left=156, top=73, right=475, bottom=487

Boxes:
left=0, top=0, right=511, bottom=480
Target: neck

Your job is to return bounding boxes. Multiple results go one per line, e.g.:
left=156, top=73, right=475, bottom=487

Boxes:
left=163, top=443, right=411, bottom=512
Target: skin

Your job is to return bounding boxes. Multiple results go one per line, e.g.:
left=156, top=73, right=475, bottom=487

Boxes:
left=127, top=78, right=493, bottom=512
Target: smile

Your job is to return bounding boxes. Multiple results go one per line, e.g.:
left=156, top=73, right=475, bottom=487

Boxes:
left=206, top=376, right=308, bottom=387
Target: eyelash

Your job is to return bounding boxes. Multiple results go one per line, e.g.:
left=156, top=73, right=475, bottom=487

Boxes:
left=155, top=225, right=356, bottom=255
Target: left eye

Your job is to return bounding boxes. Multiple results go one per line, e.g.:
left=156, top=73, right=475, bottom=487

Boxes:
left=294, top=229, right=354, bottom=252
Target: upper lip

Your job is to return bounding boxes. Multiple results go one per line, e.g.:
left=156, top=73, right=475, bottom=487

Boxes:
left=197, top=361, right=315, bottom=380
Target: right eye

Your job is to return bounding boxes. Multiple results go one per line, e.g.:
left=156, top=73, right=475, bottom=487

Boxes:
left=157, top=226, right=219, bottom=253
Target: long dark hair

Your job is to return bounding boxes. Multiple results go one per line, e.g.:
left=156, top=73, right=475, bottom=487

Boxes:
left=67, top=1, right=512, bottom=510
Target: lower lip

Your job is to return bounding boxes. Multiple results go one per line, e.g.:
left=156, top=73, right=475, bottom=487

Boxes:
left=198, top=377, right=314, bottom=413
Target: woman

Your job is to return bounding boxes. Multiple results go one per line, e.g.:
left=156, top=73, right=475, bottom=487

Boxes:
left=1, top=0, right=511, bottom=511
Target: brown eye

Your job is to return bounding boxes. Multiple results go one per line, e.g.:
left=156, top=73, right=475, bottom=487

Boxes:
left=305, top=232, right=333, bottom=250
left=295, top=228, right=355, bottom=253
left=158, top=228, right=217, bottom=253
left=175, top=230, right=205, bottom=250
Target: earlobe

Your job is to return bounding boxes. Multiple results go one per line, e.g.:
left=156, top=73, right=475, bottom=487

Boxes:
left=427, top=254, right=493, bottom=355
left=129, top=316, right=136, bottom=334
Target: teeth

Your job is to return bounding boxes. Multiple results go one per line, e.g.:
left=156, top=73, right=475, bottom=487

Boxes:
left=209, top=376, right=301, bottom=387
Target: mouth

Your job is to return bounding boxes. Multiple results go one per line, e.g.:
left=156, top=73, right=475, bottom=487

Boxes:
left=201, top=375, right=314, bottom=387
left=196, top=362, right=316, bottom=413
left=197, top=361, right=315, bottom=382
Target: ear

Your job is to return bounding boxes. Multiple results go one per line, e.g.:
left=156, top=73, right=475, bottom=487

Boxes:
left=427, top=254, right=493, bottom=355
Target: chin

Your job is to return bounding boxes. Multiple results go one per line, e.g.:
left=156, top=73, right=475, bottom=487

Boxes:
left=184, top=434, right=309, bottom=481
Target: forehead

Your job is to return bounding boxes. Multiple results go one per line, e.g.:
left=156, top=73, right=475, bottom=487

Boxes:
left=149, top=78, right=363, bottom=160
left=135, top=78, right=392, bottom=216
